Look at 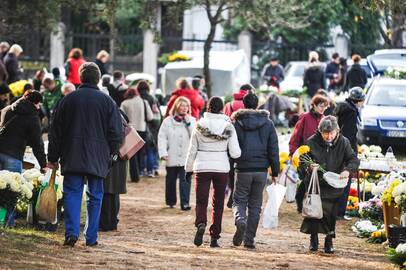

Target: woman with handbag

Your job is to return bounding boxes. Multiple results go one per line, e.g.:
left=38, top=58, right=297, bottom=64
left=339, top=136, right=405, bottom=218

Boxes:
left=297, top=116, right=359, bottom=253
left=158, top=96, right=195, bottom=210
left=185, top=97, right=241, bottom=248
left=120, top=81, right=153, bottom=182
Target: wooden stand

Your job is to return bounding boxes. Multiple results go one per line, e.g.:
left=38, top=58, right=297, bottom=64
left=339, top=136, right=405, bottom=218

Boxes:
left=383, top=201, right=400, bottom=233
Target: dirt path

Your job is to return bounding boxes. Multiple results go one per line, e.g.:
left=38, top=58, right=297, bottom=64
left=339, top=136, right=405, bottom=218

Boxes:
left=0, top=173, right=393, bottom=270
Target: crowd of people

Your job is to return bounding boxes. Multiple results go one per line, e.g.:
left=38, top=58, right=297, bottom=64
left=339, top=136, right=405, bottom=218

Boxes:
left=0, top=43, right=362, bottom=254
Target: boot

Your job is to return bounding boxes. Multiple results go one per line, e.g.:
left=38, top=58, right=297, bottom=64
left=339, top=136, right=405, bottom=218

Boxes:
left=309, top=234, right=318, bottom=251
left=210, top=238, right=220, bottom=248
left=194, top=223, right=206, bottom=247
left=324, top=235, right=334, bottom=254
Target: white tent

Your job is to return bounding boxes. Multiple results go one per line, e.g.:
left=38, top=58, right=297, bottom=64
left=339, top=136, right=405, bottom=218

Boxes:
left=161, top=50, right=250, bottom=97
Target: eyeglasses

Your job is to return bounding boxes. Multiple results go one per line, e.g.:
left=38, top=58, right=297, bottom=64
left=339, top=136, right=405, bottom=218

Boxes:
left=317, top=103, right=329, bottom=109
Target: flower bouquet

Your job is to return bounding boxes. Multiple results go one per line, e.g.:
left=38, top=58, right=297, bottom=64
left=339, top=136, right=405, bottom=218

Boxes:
left=385, top=67, right=406, bottom=80
left=368, top=229, right=386, bottom=244
left=358, top=198, right=383, bottom=226
left=159, top=51, right=191, bottom=65
left=346, top=195, right=360, bottom=217
left=387, top=243, right=406, bottom=268
left=352, top=220, right=378, bottom=238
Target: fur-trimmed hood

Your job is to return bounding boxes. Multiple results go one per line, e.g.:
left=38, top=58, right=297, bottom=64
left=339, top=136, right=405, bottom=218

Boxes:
left=196, top=112, right=232, bottom=140
left=232, top=109, right=270, bottom=131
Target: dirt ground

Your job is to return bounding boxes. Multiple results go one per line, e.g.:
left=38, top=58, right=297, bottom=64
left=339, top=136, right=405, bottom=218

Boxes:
left=0, top=173, right=395, bottom=270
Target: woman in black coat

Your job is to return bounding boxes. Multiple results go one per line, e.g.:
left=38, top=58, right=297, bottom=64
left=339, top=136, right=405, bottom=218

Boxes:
left=297, top=116, right=359, bottom=254
left=99, top=112, right=128, bottom=231
left=303, top=51, right=326, bottom=97
left=344, top=54, right=367, bottom=92
left=4, top=44, right=23, bottom=84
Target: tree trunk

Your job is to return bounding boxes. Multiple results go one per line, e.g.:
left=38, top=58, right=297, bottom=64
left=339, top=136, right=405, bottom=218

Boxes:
left=203, top=24, right=216, bottom=98
left=391, top=9, right=405, bottom=48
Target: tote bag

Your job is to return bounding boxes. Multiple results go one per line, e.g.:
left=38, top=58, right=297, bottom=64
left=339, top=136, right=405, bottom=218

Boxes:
left=302, top=166, right=323, bottom=219
left=119, top=125, right=145, bottom=160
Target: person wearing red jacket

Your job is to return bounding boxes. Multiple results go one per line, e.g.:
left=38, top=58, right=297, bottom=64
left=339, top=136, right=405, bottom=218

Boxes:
left=223, top=84, right=254, bottom=117
left=65, top=48, right=86, bottom=88
left=166, top=78, right=205, bottom=120
left=289, top=95, right=329, bottom=156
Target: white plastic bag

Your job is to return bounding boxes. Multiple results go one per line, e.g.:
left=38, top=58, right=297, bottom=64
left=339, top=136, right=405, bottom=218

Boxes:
left=279, top=164, right=299, bottom=203
left=262, top=183, right=287, bottom=229
left=323, top=171, right=348, bottom=189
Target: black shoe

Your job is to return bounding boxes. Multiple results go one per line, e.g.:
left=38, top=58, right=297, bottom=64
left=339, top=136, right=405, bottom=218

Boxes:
left=244, top=242, right=256, bottom=249
left=233, top=223, right=246, bottom=246
left=226, top=195, right=233, bottom=209
left=324, top=236, right=335, bottom=254
left=181, top=205, right=192, bottom=211
left=63, top=235, right=78, bottom=247
left=86, top=241, right=98, bottom=247
left=194, top=223, right=206, bottom=247
left=210, top=239, right=220, bottom=248
left=309, top=234, right=318, bottom=251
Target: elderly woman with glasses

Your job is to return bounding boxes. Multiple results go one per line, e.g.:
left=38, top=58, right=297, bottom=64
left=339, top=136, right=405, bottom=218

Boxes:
left=289, top=95, right=329, bottom=156
left=296, top=116, right=359, bottom=253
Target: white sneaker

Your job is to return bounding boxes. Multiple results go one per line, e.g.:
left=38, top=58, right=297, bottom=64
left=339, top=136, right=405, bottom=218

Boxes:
left=343, top=215, right=352, bottom=221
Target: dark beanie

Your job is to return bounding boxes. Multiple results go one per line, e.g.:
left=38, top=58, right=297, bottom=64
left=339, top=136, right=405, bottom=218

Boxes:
left=0, top=84, right=10, bottom=95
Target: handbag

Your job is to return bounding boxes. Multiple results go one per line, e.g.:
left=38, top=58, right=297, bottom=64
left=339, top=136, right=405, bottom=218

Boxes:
left=302, top=166, right=323, bottom=219
left=119, top=124, right=145, bottom=160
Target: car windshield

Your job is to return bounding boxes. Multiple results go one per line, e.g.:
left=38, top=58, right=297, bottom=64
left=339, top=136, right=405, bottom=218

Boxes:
left=370, top=54, right=406, bottom=71
left=368, top=83, right=406, bottom=107
left=285, top=63, right=305, bottom=77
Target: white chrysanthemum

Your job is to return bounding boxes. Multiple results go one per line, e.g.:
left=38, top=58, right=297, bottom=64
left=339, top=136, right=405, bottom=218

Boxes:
left=395, top=196, right=402, bottom=205
left=21, top=184, right=32, bottom=199
left=10, top=181, right=20, bottom=192
left=396, top=243, right=406, bottom=254
left=22, top=169, right=42, bottom=182
left=0, top=179, right=6, bottom=189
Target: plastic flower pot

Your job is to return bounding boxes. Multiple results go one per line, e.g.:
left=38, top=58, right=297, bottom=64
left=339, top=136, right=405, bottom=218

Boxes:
left=0, top=207, right=7, bottom=227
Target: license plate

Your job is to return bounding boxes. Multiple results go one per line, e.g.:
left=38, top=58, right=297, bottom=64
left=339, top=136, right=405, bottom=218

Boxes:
left=387, top=130, right=406, bottom=138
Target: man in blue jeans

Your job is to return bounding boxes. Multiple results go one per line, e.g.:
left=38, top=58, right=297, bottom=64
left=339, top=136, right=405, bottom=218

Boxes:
left=48, top=62, right=123, bottom=247
left=231, top=93, right=280, bottom=249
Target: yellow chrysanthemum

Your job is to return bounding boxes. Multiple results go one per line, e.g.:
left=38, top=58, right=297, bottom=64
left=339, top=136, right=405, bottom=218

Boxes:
left=298, top=145, right=310, bottom=155
left=292, top=156, right=299, bottom=169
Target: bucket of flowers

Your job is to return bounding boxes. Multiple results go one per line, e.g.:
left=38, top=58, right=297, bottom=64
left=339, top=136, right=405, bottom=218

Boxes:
left=382, top=179, right=402, bottom=233
left=0, top=171, right=33, bottom=227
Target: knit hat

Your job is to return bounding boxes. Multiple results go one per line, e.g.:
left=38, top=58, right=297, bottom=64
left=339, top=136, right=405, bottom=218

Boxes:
left=0, top=83, right=10, bottom=95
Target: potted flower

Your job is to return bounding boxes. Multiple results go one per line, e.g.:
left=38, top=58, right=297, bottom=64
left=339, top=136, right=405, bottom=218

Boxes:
left=382, top=179, right=401, bottom=233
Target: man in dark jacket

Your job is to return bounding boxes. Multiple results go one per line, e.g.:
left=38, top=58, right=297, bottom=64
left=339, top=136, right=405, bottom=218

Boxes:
left=48, top=62, right=124, bottom=247
left=262, top=57, right=284, bottom=86
left=231, top=93, right=279, bottom=249
left=344, top=54, right=368, bottom=92
left=334, top=87, right=365, bottom=220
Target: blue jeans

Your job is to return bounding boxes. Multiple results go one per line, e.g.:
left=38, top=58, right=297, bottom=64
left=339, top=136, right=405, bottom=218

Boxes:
left=165, top=166, right=191, bottom=207
left=63, top=174, right=104, bottom=245
left=0, top=153, right=22, bottom=227
left=141, top=146, right=156, bottom=174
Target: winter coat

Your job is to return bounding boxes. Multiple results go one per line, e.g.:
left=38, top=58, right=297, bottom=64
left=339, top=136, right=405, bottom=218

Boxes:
left=48, top=84, right=124, bottom=178
left=95, top=59, right=108, bottom=76
left=298, top=132, right=359, bottom=199
left=325, top=61, right=339, bottom=80
left=334, top=99, right=360, bottom=151
left=158, top=115, right=196, bottom=167
left=166, top=88, right=205, bottom=119
left=65, top=58, right=85, bottom=85
left=223, top=89, right=248, bottom=117
left=4, top=53, right=21, bottom=84
left=289, top=110, right=323, bottom=156
left=107, top=80, right=127, bottom=107
left=260, top=93, right=294, bottom=123
left=262, top=64, right=285, bottom=83
left=185, top=112, right=241, bottom=173
left=232, top=109, right=279, bottom=176
left=0, top=60, right=8, bottom=84
left=0, top=99, right=46, bottom=168
left=303, top=63, right=325, bottom=97
left=120, top=96, right=153, bottom=132
left=344, top=64, right=368, bottom=91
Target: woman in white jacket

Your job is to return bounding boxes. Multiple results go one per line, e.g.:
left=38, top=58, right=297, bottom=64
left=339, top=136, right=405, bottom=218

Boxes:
left=158, top=96, right=196, bottom=210
left=185, top=97, right=241, bottom=248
